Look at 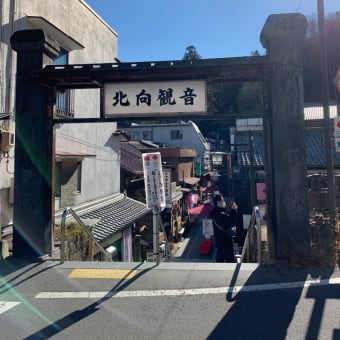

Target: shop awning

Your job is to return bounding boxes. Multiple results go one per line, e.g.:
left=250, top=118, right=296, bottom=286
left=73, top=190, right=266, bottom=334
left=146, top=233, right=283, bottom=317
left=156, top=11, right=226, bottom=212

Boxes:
left=183, top=176, right=200, bottom=185
left=180, top=187, right=192, bottom=193
left=55, top=151, right=96, bottom=161
left=188, top=203, right=214, bottom=217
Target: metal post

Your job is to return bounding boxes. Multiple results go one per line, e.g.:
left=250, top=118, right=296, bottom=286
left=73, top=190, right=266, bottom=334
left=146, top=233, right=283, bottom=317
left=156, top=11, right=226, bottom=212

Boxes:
left=60, top=208, right=68, bottom=264
left=256, top=218, right=262, bottom=264
left=249, top=130, right=256, bottom=209
left=153, top=208, right=160, bottom=265
left=318, top=0, right=336, bottom=223
left=89, top=226, right=94, bottom=261
left=226, top=153, right=231, bottom=198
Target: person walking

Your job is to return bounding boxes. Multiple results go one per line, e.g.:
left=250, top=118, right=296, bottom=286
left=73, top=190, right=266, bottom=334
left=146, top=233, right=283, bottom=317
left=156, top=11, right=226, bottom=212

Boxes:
left=209, top=194, right=238, bottom=262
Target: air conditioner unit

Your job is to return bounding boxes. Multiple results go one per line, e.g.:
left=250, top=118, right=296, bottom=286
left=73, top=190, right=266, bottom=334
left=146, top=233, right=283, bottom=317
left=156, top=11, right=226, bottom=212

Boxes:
left=1, top=131, right=15, bottom=152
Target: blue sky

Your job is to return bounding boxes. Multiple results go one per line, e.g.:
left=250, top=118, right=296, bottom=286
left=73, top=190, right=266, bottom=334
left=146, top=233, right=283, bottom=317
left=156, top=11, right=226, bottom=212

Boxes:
left=84, top=0, right=339, bottom=62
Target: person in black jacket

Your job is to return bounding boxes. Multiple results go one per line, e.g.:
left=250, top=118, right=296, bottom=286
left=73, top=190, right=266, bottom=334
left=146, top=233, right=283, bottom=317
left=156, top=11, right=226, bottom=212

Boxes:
left=209, top=194, right=238, bottom=262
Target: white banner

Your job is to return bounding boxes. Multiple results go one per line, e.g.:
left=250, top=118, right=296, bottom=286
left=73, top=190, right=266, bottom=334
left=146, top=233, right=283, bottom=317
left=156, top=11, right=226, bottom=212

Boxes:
left=202, top=219, right=214, bottom=238
left=142, top=152, right=166, bottom=209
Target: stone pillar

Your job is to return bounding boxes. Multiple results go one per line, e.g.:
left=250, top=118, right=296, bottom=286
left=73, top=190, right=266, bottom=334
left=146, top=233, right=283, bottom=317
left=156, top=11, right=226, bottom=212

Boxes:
left=261, top=14, right=311, bottom=263
left=10, top=30, right=59, bottom=257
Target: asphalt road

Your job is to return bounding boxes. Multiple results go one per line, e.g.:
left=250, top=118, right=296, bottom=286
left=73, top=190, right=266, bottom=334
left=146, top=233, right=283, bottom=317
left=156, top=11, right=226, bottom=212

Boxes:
left=174, top=219, right=216, bottom=262
left=1, top=258, right=340, bottom=339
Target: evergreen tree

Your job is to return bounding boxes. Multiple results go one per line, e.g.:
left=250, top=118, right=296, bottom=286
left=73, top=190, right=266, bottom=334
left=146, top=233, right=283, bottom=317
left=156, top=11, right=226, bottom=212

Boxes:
left=182, top=45, right=202, bottom=60
left=303, top=12, right=340, bottom=102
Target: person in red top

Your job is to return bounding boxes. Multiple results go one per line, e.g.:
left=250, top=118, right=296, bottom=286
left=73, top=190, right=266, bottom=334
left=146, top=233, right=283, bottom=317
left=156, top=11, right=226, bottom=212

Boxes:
left=209, top=194, right=238, bottom=262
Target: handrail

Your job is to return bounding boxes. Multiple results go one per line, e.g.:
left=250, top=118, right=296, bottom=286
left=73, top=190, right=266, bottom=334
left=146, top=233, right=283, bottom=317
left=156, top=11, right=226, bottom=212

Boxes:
left=240, top=206, right=262, bottom=264
left=60, top=207, right=112, bottom=263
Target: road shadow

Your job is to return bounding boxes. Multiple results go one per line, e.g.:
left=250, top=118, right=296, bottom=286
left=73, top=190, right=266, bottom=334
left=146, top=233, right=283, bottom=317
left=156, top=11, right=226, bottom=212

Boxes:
left=23, top=261, right=156, bottom=339
left=0, top=257, right=57, bottom=294
left=207, top=264, right=336, bottom=340
left=0, top=257, right=43, bottom=276
left=304, top=276, right=340, bottom=339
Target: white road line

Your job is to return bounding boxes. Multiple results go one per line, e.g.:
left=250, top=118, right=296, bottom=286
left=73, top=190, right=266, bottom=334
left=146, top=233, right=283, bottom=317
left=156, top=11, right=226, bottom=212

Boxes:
left=35, top=277, right=340, bottom=299
left=0, top=301, right=21, bottom=314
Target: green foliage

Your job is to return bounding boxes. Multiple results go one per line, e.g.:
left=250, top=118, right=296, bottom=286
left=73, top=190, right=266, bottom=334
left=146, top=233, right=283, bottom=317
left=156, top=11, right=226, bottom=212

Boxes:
left=208, top=82, right=241, bottom=114
left=237, top=82, right=263, bottom=113
left=182, top=45, right=202, bottom=60
left=251, top=50, right=261, bottom=56
left=303, top=12, right=340, bottom=102
left=54, top=222, right=90, bottom=242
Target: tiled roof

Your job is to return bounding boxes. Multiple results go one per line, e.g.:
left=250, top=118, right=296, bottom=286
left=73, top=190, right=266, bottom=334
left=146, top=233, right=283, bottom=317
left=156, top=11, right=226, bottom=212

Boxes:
left=234, top=131, right=265, bottom=167
left=234, top=129, right=340, bottom=168
left=79, top=193, right=150, bottom=241
left=120, top=141, right=146, bottom=175
left=305, top=128, right=340, bottom=167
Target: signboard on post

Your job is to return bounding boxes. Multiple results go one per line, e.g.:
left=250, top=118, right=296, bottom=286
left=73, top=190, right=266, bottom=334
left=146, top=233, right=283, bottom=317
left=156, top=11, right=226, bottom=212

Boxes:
left=334, top=116, right=340, bottom=152
left=142, top=152, right=166, bottom=209
left=104, top=80, right=206, bottom=116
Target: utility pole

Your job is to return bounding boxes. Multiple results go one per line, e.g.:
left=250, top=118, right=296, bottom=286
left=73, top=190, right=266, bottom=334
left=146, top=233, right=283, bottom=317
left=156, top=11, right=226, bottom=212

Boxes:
left=249, top=130, right=256, bottom=209
left=317, top=0, right=336, bottom=223
left=153, top=208, right=160, bottom=265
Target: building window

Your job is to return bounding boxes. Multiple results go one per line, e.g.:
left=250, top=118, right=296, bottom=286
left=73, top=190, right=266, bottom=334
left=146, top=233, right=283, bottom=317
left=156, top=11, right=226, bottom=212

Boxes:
left=54, top=49, right=74, bottom=118
left=56, top=88, right=75, bottom=118
left=143, top=131, right=152, bottom=140
left=170, top=130, right=183, bottom=140
left=130, top=131, right=140, bottom=141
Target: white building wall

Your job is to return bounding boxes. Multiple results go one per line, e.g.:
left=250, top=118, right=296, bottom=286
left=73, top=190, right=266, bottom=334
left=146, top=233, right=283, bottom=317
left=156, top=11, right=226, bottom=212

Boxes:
left=124, top=121, right=210, bottom=169
left=0, top=0, right=120, bottom=223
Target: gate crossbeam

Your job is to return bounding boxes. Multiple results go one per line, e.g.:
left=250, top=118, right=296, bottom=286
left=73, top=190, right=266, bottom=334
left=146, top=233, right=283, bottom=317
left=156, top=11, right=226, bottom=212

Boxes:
left=38, top=56, right=273, bottom=90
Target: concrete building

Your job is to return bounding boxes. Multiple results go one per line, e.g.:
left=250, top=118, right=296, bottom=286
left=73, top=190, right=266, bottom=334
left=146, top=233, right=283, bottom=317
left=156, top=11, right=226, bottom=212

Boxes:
left=123, top=120, right=211, bottom=177
left=0, top=0, right=149, bottom=260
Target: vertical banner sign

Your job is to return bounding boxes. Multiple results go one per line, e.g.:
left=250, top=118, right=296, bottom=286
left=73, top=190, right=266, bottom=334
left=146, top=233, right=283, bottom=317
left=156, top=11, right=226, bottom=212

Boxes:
left=163, top=168, right=172, bottom=208
left=142, top=152, right=166, bottom=208
left=334, top=116, right=340, bottom=152
left=195, top=158, right=201, bottom=177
